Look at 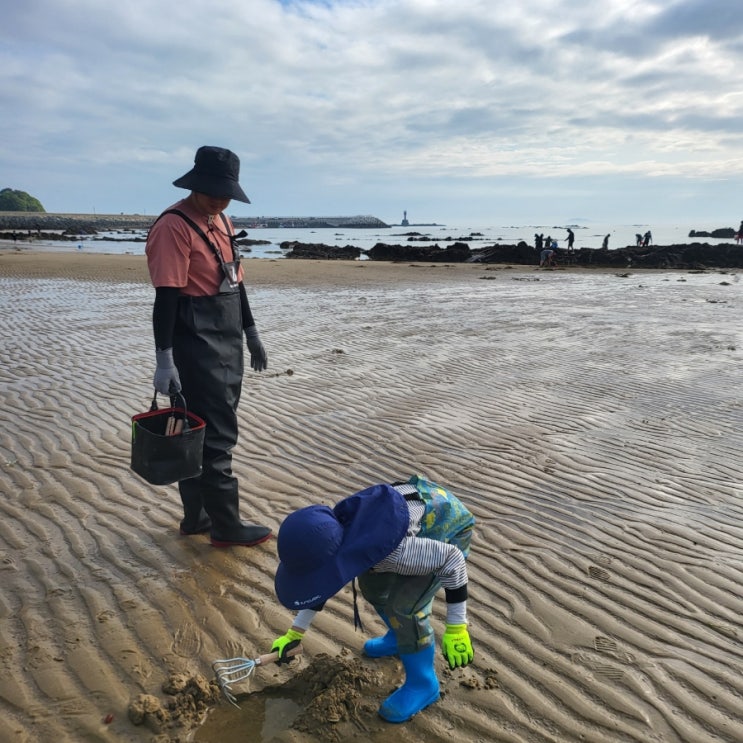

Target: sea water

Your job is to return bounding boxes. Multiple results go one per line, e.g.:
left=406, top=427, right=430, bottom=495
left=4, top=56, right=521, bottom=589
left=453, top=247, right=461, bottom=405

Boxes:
left=17, top=220, right=739, bottom=258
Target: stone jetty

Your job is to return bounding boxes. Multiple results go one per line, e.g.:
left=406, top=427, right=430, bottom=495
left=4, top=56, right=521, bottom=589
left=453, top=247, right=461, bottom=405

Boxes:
left=0, top=212, right=389, bottom=231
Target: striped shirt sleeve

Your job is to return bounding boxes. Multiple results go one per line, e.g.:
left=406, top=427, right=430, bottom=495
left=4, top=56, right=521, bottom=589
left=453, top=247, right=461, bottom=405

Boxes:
left=372, top=498, right=468, bottom=592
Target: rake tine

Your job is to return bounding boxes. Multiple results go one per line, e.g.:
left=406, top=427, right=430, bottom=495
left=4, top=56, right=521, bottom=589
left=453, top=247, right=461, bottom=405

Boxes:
left=213, top=657, right=257, bottom=683
left=217, top=678, right=240, bottom=709
left=212, top=657, right=258, bottom=708
left=211, top=647, right=303, bottom=708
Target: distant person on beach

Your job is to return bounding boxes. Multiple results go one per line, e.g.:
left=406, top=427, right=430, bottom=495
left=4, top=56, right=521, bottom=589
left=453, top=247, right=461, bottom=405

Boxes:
left=145, top=145, right=271, bottom=548
left=635, top=233, right=643, bottom=247
left=642, top=230, right=652, bottom=247
left=566, top=228, right=575, bottom=252
left=602, top=234, right=610, bottom=249
left=539, top=247, right=557, bottom=267
left=268, top=476, right=475, bottom=723
left=534, top=233, right=543, bottom=250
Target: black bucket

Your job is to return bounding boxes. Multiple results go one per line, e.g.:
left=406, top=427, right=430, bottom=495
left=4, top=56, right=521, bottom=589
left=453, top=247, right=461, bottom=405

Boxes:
left=131, top=392, right=206, bottom=486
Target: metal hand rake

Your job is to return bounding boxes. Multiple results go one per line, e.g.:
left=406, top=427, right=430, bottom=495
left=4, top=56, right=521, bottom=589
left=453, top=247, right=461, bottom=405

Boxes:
left=212, top=646, right=303, bottom=707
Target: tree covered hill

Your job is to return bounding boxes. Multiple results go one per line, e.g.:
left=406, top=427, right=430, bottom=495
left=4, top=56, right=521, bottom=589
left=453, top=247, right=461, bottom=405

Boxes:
left=0, top=188, right=45, bottom=212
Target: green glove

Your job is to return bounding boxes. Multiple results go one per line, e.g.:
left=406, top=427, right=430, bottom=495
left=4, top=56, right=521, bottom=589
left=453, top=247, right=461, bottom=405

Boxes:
left=271, top=628, right=304, bottom=665
left=441, top=623, right=473, bottom=669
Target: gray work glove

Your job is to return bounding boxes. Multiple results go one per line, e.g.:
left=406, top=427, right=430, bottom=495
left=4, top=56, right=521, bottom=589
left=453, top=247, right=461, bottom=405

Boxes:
left=245, top=325, right=268, bottom=372
left=154, top=348, right=182, bottom=395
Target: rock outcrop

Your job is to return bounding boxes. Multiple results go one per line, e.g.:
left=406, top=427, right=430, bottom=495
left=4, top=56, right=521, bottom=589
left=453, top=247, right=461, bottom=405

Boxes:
left=275, top=239, right=743, bottom=269
left=281, top=242, right=363, bottom=260
left=689, top=228, right=735, bottom=239
left=546, top=242, right=743, bottom=269
left=365, top=241, right=472, bottom=262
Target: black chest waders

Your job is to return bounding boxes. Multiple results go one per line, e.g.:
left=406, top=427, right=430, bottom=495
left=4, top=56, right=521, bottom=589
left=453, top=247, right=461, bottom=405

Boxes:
left=156, top=210, right=266, bottom=543
left=174, top=290, right=245, bottom=534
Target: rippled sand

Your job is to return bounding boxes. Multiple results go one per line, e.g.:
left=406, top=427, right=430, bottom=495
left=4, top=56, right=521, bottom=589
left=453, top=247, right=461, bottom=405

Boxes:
left=0, top=251, right=741, bottom=742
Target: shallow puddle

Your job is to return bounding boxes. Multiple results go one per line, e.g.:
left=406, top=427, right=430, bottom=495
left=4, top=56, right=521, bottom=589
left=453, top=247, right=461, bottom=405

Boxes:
left=193, top=692, right=302, bottom=742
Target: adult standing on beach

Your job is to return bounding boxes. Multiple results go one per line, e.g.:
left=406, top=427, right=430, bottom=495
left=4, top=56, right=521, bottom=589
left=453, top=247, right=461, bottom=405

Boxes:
left=566, top=228, right=575, bottom=252
left=145, top=146, right=271, bottom=548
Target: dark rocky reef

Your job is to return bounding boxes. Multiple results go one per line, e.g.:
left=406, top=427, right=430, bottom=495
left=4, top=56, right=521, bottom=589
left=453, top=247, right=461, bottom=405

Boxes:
left=366, top=241, right=472, bottom=262
left=474, top=241, right=743, bottom=269
left=543, top=242, right=743, bottom=269
left=281, top=241, right=363, bottom=260
left=0, top=229, right=84, bottom=242
left=688, top=228, right=735, bottom=239
left=281, top=239, right=743, bottom=269
left=403, top=232, right=484, bottom=242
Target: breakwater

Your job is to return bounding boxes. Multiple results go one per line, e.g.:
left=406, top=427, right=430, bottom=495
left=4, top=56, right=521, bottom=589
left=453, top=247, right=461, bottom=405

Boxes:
left=0, top=212, right=389, bottom=231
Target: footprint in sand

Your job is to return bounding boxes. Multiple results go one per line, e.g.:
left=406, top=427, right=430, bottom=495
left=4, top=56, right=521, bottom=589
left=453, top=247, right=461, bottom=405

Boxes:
left=572, top=636, right=636, bottom=681
left=587, top=565, right=611, bottom=582
left=171, top=623, right=202, bottom=657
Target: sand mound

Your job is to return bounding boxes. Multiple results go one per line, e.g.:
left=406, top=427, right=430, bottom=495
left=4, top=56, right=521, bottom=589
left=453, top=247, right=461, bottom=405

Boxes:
left=128, top=672, right=220, bottom=739
left=267, top=651, right=388, bottom=741
left=195, top=650, right=501, bottom=743
left=279, top=653, right=500, bottom=742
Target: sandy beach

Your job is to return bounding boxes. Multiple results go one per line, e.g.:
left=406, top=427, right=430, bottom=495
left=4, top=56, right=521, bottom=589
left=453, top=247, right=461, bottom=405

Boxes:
left=0, top=249, right=742, bottom=743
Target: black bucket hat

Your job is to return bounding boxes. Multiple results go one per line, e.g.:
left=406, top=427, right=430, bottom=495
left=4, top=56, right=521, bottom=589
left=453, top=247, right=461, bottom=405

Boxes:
left=172, top=146, right=250, bottom=203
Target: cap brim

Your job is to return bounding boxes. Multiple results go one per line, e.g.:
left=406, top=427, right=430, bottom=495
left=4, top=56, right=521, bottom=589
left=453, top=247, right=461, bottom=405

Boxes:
left=275, top=561, right=350, bottom=610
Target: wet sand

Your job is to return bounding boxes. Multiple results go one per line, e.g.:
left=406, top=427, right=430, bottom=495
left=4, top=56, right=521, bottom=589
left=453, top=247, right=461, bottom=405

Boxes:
left=0, top=250, right=742, bottom=742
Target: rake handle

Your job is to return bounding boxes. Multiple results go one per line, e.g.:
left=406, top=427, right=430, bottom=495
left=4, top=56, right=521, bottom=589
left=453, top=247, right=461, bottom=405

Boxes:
left=255, top=645, right=303, bottom=666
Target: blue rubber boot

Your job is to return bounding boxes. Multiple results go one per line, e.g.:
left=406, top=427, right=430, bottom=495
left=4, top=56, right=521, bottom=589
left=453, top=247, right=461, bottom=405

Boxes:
left=363, top=612, right=398, bottom=658
left=378, top=643, right=440, bottom=723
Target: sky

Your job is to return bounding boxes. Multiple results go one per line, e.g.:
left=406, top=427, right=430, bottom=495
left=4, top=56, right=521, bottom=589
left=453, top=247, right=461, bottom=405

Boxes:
left=2, top=0, right=743, bottom=226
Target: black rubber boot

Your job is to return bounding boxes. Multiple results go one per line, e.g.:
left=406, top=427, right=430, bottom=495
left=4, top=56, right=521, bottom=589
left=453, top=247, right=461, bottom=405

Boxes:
left=178, top=490, right=211, bottom=535
left=210, top=521, right=272, bottom=547
left=206, top=481, right=272, bottom=547
left=179, top=513, right=211, bottom=535
left=180, top=475, right=271, bottom=546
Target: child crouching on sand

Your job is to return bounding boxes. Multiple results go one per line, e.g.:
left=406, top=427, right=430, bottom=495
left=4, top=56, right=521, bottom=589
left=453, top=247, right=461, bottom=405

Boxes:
left=268, top=475, right=475, bottom=723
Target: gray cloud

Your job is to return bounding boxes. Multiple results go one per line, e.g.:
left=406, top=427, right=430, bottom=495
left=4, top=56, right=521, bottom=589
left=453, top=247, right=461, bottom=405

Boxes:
left=650, top=0, right=743, bottom=39
left=1, top=0, right=742, bottom=222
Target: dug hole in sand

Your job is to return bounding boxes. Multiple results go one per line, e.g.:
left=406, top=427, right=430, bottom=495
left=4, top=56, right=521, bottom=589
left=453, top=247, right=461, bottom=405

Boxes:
left=128, top=649, right=498, bottom=742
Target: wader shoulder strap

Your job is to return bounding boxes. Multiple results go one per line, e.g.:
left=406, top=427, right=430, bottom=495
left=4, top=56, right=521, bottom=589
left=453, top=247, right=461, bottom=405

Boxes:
left=154, top=209, right=239, bottom=264
left=159, top=208, right=212, bottom=252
